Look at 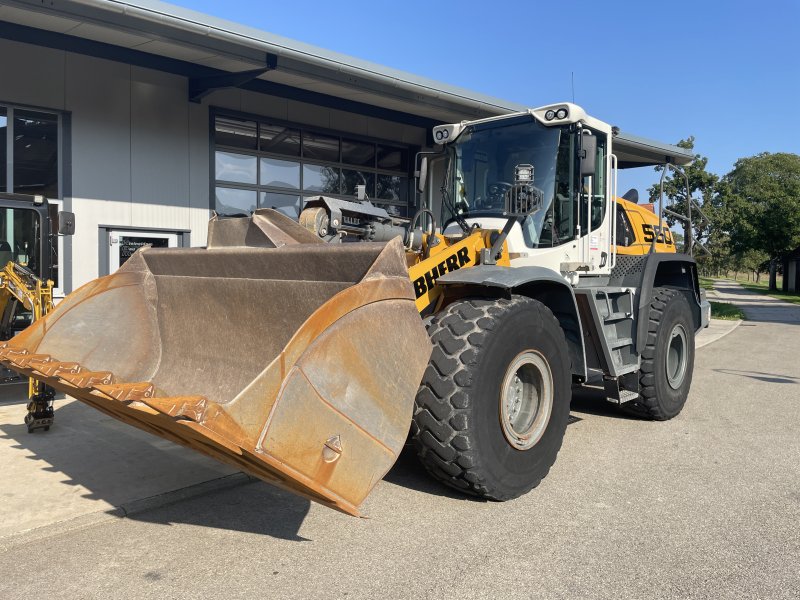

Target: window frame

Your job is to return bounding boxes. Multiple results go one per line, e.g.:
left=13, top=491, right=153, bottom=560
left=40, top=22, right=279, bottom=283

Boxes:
left=1, top=103, right=63, bottom=200
left=211, top=108, right=416, bottom=219
left=0, top=101, right=65, bottom=296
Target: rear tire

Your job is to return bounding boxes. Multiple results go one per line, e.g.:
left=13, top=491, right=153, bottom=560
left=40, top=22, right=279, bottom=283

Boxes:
left=637, top=287, right=695, bottom=420
left=411, top=295, right=571, bottom=500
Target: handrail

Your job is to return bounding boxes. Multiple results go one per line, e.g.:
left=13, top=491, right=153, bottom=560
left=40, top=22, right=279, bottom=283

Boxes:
left=654, top=163, right=710, bottom=257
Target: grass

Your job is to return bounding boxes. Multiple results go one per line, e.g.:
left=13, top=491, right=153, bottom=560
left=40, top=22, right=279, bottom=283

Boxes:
left=737, top=282, right=800, bottom=306
left=698, top=277, right=715, bottom=291
left=709, top=301, right=745, bottom=320
left=700, top=274, right=800, bottom=306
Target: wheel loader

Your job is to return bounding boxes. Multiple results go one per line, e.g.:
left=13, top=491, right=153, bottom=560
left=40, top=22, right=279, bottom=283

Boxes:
left=0, top=103, right=709, bottom=516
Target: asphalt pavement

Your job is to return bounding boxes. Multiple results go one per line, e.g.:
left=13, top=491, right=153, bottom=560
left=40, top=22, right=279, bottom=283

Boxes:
left=0, top=281, right=797, bottom=599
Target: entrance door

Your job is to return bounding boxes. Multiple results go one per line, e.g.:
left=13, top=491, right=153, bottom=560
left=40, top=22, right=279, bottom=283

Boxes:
left=109, top=230, right=178, bottom=272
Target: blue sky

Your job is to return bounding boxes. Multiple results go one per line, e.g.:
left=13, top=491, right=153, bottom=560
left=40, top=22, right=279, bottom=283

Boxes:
left=171, top=0, right=799, bottom=197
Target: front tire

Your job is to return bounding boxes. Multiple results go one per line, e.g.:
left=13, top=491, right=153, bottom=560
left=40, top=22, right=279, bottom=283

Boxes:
left=637, top=287, right=695, bottom=420
left=411, top=295, right=571, bottom=500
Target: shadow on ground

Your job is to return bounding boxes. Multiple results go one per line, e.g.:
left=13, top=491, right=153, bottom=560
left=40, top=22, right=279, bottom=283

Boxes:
left=0, top=398, right=311, bottom=541
left=0, top=382, right=649, bottom=541
left=128, top=480, right=314, bottom=542
left=569, top=385, right=642, bottom=420
left=714, top=369, right=800, bottom=384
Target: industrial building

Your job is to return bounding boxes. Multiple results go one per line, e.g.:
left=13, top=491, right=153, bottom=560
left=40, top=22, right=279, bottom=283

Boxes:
left=0, top=0, right=527, bottom=295
left=0, top=0, right=682, bottom=297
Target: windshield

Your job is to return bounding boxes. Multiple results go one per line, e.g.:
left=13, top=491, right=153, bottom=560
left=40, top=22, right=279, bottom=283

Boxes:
left=445, top=118, right=573, bottom=248
left=0, top=207, right=41, bottom=275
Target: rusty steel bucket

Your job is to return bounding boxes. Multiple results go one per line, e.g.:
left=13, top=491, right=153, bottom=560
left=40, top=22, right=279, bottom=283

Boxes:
left=0, top=210, right=431, bottom=516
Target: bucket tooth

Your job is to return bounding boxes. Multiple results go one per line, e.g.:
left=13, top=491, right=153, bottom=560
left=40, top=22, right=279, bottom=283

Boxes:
left=94, top=382, right=156, bottom=403
left=140, top=396, right=209, bottom=420
left=0, top=345, right=27, bottom=359
left=30, top=360, right=80, bottom=378
left=8, top=353, right=52, bottom=368
left=57, top=370, right=114, bottom=388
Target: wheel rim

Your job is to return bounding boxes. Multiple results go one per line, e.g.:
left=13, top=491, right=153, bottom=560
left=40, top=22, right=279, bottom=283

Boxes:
left=499, top=351, right=553, bottom=450
left=666, top=324, right=688, bottom=389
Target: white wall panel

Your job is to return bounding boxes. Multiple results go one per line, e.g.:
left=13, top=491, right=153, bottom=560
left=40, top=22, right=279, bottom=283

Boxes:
left=69, top=196, right=131, bottom=287
left=402, top=124, right=427, bottom=147
left=130, top=66, right=190, bottom=228
left=65, top=53, right=131, bottom=203
left=240, top=90, right=288, bottom=121
left=367, top=117, right=404, bottom=142
left=188, top=102, right=211, bottom=246
left=287, top=100, right=330, bottom=129
left=0, top=39, right=65, bottom=109
left=329, top=109, right=369, bottom=137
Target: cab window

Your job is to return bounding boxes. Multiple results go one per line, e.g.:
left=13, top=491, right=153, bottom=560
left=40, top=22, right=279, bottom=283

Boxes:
left=0, top=208, right=40, bottom=275
left=615, top=205, right=635, bottom=246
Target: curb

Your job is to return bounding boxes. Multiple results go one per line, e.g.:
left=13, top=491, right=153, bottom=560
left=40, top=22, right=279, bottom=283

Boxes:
left=696, top=319, right=742, bottom=349
left=0, top=471, right=255, bottom=551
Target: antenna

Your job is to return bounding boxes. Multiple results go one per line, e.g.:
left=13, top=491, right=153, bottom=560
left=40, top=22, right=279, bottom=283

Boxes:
left=571, top=71, right=575, bottom=103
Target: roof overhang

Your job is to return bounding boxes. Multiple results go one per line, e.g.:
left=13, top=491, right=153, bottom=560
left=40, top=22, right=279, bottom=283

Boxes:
left=613, top=131, right=694, bottom=169
left=0, top=0, right=522, bottom=124
left=0, top=0, right=695, bottom=164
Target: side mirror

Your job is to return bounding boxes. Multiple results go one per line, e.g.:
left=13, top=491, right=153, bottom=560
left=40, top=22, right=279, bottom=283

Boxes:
left=57, top=211, right=75, bottom=236
left=416, top=156, right=428, bottom=194
left=580, top=134, right=597, bottom=177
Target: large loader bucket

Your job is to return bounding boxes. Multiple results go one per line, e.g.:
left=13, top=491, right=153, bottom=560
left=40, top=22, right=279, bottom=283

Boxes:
left=0, top=210, right=431, bottom=516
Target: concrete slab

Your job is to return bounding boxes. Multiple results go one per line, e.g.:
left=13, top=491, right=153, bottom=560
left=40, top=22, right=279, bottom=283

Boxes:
left=0, top=387, right=238, bottom=540
left=0, top=284, right=750, bottom=546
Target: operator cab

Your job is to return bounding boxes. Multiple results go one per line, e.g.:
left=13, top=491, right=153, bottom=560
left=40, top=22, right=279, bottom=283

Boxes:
left=434, top=108, right=608, bottom=276
left=425, top=103, right=694, bottom=278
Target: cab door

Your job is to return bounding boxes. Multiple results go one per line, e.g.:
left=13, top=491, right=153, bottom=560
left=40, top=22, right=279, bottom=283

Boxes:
left=576, top=131, right=609, bottom=270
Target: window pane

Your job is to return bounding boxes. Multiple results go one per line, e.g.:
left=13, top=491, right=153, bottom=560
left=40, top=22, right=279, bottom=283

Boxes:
left=0, top=108, right=6, bottom=191
left=13, top=110, right=58, bottom=198
left=215, top=187, right=257, bottom=216
left=377, top=174, right=408, bottom=202
left=0, top=207, right=41, bottom=275
left=215, top=151, right=257, bottom=184
left=373, top=202, right=408, bottom=218
left=342, top=138, right=375, bottom=167
left=260, top=192, right=301, bottom=219
left=215, top=116, right=257, bottom=149
left=303, top=164, right=341, bottom=194
left=259, top=123, right=300, bottom=156
left=303, top=132, right=339, bottom=162
left=341, top=169, right=375, bottom=198
left=377, top=146, right=408, bottom=172
left=260, top=157, right=300, bottom=189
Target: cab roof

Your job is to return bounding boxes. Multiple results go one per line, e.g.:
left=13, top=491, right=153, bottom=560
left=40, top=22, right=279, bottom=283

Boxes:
left=613, top=131, right=694, bottom=169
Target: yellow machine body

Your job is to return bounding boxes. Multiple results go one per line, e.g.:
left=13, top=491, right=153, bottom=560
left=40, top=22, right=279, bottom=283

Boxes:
left=615, top=198, right=677, bottom=256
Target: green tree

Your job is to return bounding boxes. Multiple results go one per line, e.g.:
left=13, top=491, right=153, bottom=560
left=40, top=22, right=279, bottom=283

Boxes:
left=723, top=152, right=800, bottom=289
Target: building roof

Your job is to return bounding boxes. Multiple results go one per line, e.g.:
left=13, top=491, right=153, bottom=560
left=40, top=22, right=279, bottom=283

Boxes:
left=1, top=0, right=521, bottom=123
left=0, top=0, right=693, bottom=165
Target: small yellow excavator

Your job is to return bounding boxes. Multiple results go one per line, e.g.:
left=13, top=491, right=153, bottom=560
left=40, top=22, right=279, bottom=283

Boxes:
left=0, top=103, right=709, bottom=516
left=0, top=261, right=55, bottom=431
left=0, top=192, right=74, bottom=433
